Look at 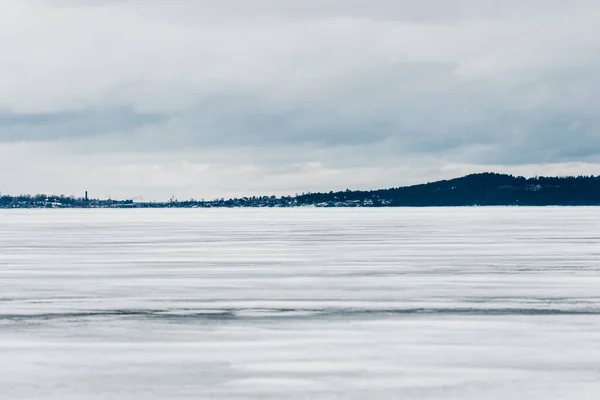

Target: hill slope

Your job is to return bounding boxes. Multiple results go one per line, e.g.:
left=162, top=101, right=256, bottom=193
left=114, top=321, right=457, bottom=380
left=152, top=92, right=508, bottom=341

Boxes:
left=2, top=173, right=600, bottom=208
left=291, top=173, right=600, bottom=207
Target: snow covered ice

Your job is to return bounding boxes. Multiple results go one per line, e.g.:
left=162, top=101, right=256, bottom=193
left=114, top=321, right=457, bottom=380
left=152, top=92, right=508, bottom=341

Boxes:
left=1, top=208, right=600, bottom=399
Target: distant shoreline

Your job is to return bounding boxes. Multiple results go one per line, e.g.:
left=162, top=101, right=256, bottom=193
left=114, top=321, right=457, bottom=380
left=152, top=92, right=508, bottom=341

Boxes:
left=2, top=205, right=600, bottom=211
left=3, top=172, right=600, bottom=208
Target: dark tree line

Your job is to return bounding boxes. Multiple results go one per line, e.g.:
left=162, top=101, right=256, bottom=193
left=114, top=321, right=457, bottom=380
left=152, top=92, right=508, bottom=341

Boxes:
left=2, top=173, right=600, bottom=208
left=293, top=173, right=600, bottom=206
left=0, top=194, right=133, bottom=208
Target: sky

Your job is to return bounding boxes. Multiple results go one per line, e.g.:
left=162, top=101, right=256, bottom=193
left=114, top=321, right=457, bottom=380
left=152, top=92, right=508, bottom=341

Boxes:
left=1, top=0, right=599, bottom=200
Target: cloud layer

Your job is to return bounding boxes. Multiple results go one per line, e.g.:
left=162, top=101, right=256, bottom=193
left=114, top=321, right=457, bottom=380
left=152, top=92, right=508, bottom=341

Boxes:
left=1, top=0, right=599, bottom=199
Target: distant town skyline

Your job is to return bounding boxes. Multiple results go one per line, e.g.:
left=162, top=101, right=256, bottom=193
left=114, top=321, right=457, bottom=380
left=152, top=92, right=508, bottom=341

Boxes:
left=1, top=0, right=599, bottom=200
left=3, top=173, right=600, bottom=209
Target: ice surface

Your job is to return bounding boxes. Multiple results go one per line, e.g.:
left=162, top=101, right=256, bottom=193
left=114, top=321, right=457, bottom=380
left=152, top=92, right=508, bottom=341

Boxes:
left=1, top=208, right=600, bottom=399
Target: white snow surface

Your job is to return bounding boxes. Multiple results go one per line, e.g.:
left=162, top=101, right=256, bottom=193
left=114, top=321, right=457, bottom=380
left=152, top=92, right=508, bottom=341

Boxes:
left=1, top=208, right=600, bottom=399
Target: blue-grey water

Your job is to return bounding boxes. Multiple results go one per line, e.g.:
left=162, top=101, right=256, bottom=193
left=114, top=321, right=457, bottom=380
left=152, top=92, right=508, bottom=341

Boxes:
left=1, top=208, right=600, bottom=399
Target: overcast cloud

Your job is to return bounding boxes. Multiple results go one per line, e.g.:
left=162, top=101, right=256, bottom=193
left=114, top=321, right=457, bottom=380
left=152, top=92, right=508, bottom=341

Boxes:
left=1, top=0, right=599, bottom=200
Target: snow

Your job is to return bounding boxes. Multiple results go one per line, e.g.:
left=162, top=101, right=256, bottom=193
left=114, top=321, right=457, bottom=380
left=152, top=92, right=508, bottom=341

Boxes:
left=1, top=208, right=600, bottom=399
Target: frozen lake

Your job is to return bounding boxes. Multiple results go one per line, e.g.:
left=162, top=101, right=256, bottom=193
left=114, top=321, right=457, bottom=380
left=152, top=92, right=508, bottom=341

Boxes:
left=1, top=208, right=600, bottom=399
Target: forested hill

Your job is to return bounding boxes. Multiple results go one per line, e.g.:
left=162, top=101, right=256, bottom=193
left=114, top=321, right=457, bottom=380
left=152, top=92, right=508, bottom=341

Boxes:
left=2, top=173, right=600, bottom=208
left=293, top=173, right=600, bottom=207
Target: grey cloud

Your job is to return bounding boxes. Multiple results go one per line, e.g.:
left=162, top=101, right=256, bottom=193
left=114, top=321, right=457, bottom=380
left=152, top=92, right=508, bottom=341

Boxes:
left=0, top=108, right=166, bottom=142
left=1, top=0, right=599, bottom=198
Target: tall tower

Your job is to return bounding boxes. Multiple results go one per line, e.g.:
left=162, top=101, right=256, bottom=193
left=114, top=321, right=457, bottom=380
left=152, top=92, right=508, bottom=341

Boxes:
left=85, top=191, right=88, bottom=202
